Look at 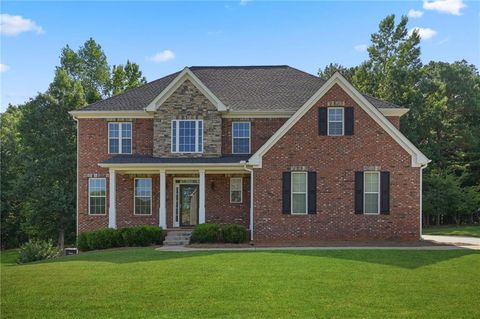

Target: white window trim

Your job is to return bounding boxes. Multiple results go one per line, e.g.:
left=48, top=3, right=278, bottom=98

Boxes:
left=88, top=178, right=106, bottom=215
left=108, top=122, right=133, bottom=154
left=230, top=177, right=243, bottom=203
left=134, top=178, right=153, bottom=216
left=291, top=172, right=308, bottom=215
left=364, top=171, right=380, bottom=215
left=171, top=120, right=204, bottom=153
left=232, top=122, right=251, bottom=154
left=327, top=107, right=344, bottom=136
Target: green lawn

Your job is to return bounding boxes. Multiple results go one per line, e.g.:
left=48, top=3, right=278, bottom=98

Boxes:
left=2, top=248, right=480, bottom=319
left=423, top=225, right=480, bottom=238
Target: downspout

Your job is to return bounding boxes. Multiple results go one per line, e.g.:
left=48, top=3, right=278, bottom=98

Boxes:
left=72, top=115, right=79, bottom=238
left=420, top=163, right=428, bottom=238
left=243, top=162, right=254, bottom=242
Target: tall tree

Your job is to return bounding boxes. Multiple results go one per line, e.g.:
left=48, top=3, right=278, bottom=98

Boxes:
left=110, top=60, right=147, bottom=95
left=0, top=106, right=27, bottom=248
left=60, top=38, right=110, bottom=103
left=352, top=14, right=422, bottom=110
left=18, top=69, right=86, bottom=247
left=318, top=63, right=356, bottom=82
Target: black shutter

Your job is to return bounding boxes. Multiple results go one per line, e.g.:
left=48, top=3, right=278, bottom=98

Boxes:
left=318, top=108, right=327, bottom=135
left=345, top=107, right=354, bottom=135
left=354, top=171, right=364, bottom=214
left=308, top=172, right=317, bottom=214
left=282, top=172, right=291, bottom=214
left=380, top=172, right=390, bottom=214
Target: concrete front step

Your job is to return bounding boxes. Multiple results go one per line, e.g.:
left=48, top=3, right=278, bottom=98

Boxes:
left=163, top=230, right=193, bottom=246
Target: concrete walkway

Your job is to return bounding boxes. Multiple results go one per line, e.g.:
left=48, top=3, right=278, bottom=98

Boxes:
left=422, top=235, right=480, bottom=247
left=155, top=235, right=480, bottom=252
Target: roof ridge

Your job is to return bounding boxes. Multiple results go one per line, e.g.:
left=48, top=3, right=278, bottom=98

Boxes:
left=189, top=65, right=289, bottom=69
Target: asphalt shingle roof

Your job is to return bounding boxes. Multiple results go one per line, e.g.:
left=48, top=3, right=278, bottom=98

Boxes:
left=81, top=65, right=402, bottom=112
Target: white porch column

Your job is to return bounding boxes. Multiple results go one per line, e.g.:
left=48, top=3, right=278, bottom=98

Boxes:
left=199, top=169, right=206, bottom=224
left=159, top=169, right=167, bottom=229
left=108, top=168, right=116, bottom=229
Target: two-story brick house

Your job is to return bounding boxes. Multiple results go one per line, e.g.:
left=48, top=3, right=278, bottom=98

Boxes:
left=70, top=65, right=429, bottom=243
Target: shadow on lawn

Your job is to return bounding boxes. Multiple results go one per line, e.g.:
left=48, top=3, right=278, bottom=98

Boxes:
left=269, top=249, right=479, bottom=269
left=36, top=247, right=479, bottom=270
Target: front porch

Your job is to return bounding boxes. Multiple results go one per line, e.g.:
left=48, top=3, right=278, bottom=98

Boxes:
left=99, top=155, right=253, bottom=232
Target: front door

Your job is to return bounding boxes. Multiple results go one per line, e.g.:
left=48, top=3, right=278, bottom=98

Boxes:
left=179, top=184, right=199, bottom=227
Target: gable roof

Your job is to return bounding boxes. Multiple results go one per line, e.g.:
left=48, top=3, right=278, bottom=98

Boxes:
left=249, top=72, right=430, bottom=168
left=145, top=67, right=227, bottom=111
left=77, top=65, right=404, bottom=113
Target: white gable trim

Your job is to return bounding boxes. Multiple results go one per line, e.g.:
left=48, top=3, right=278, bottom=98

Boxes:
left=249, top=72, right=430, bottom=168
left=145, top=67, right=227, bottom=112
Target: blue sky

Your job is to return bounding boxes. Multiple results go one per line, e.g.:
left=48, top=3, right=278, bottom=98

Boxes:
left=1, top=0, right=479, bottom=111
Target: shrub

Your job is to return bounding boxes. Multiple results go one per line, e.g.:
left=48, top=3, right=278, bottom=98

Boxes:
left=17, top=239, right=60, bottom=264
left=77, top=232, right=89, bottom=251
left=121, top=225, right=164, bottom=247
left=77, top=226, right=164, bottom=251
left=190, top=224, right=221, bottom=243
left=86, top=228, right=122, bottom=250
left=222, top=224, right=247, bottom=243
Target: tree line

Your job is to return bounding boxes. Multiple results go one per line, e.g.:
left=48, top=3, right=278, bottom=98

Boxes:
left=1, top=16, right=479, bottom=248
left=1, top=39, right=146, bottom=248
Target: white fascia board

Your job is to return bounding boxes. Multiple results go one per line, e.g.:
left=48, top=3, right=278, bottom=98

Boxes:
left=379, top=108, right=409, bottom=117
left=69, top=111, right=154, bottom=119
left=222, top=111, right=294, bottom=118
left=145, top=67, right=227, bottom=112
left=249, top=72, right=430, bottom=168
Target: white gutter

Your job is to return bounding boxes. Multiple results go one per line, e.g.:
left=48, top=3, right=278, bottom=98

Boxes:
left=72, top=115, right=79, bottom=238
left=420, top=163, right=428, bottom=237
left=242, top=162, right=254, bottom=242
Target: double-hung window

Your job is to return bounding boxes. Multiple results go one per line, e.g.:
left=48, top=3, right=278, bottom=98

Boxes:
left=364, top=171, right=380, bottom=214
left=327, top=108, right=344, bottom=136
left=230, top=177, right=243, bottom=203
left=108, top=122, right=132, bottom=154
left=171, top=120, right=203, bottom=153
left=291, top=172, right=307, bottom=214
left=134, top=178, right=152, bottom=215
left=232, top=122, right=251, bottom=154
left=89, top=178, right=106, bottom=215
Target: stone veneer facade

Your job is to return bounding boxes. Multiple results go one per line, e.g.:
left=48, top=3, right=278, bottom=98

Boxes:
left=153, top=80, right=222, bottom=157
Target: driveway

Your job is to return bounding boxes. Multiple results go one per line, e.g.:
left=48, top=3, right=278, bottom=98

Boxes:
left=422, top=235, right=480, bottom=249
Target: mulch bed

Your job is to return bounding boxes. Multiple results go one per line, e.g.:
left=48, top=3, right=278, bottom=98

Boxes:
left=187, top=240, right=442, bottom=248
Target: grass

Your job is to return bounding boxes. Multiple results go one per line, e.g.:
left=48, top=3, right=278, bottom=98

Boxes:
left=423, top=225, right=480, bottom=238
left=1, top=247, right=480, bottom=319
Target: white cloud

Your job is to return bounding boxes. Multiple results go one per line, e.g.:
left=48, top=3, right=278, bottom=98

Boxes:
left=240, top=0, right=251, bottom=6
left=149, top=50, right=175, bottom=63
left=423, top=0, right=466, bottom=16
left=0, top=64, right=9, bottom=73
left=408, top=9, right=424, bottom=18
left=410, top=27, right=438, bottom=40
left=0, top=14, right=44, bottom=36
left=354, top=44, right=368, bottom=52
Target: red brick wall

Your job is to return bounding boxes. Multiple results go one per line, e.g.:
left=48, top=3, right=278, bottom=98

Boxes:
left=222, top=118, right=287, bottom=154
left=116, top=174, right=160, bottom=228
left=253, top=84, right=420, bottom=242
left=205, top=174, right=250, bottom=227
left=77, top=118, right=153, bottom=233
left=386, top=116, right=400, bottom=129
